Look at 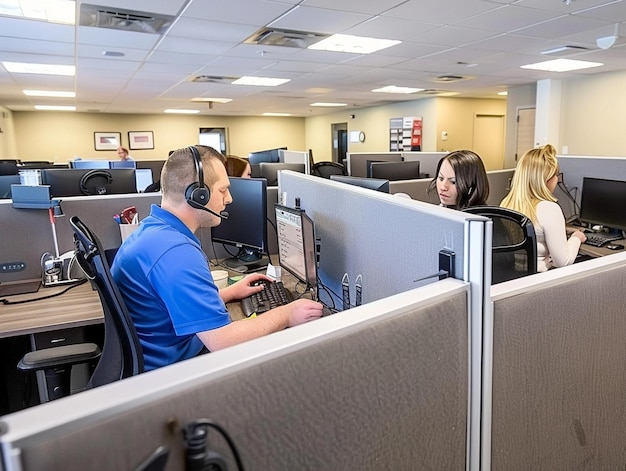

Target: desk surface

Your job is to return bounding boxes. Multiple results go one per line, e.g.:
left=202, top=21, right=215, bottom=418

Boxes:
left=568, top=226, right=626, bottom=258
left=0, top=281, right=103, bottom=339
left=0, top=268, right=300, bottom=339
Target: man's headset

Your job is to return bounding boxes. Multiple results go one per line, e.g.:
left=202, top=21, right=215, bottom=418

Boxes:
left=184, top=146, right=229, bottom=220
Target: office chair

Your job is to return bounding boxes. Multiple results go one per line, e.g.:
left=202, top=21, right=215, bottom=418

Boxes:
left=463, top=206, right=537, bottom=284
left=17, top=217, right=144, bottom=402
left=311, top=161, right=347, bottom=178
left=70, top=216, right=144, bottom=388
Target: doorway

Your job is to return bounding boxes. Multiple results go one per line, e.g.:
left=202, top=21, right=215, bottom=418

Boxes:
left=515, top=108, right=536, bottom=162
left=473, top=114, right=505, bottom=170
left=331, top=122, right=348, bottom=164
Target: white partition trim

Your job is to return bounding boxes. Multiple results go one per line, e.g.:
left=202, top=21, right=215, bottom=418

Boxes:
left=0, top=279, right=470, bottom=458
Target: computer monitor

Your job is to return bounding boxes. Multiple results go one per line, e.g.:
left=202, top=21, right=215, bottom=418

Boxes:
left=579, top=177, right=626, bottom=232
left=71, top=160, right=110, bottom=169
left=258, top=162, right=306, bottom=186
left=329, top=174, right=390, bottom=193
left=0, top=160, right=20, bottom=175
left=248, top=147, right=287, bottom=165
left=0, top=175, right=20, bottom=198
left=110, top=160, right=137, bottom=169
left=275, top=204, right=318, bottom=294
left=134, top=169, right=154, bottom=193
left=42, top=169, right=137, bottom=197
left=211, top=177, right=268, bottom=272
left=368, top=160, right=421, bottom=181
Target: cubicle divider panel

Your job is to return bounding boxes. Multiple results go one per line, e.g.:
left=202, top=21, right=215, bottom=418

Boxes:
left=346, top=152, right=402, bottom=177
left=389, top=178, right=438, bottom=202
left=556, top=155, right=626, bottom=220
left=54, top=193, right=161, bottom=253
left=490, top=257, right=626, bottom=470
left=0, top=201, right=56, bottom=283
left=279, top=172, right=474, bottom=307
left=485, top=169, right=514, bottom=206
left=401, top=151, right=447, bottom=179
left=0, top=281, right=470, bottom=471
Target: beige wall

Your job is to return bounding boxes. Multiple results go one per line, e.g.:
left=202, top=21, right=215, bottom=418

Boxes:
left=0, top=106, right=18, bottom=159
left=560, top=69, right=626, bottom=157
left=12, top=112, right=305, bottom=163
left=435, top=97, right=507, bottom=153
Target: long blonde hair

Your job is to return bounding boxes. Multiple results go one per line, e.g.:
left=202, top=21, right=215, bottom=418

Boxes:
left=500, top=144, right=559, bottom=223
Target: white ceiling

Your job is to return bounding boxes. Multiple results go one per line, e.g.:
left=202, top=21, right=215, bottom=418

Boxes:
left=0, top=0, right=625, bottom=117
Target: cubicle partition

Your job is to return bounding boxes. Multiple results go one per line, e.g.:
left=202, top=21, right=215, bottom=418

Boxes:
left=346, top=152, right=402, bottom=177
left=0, top=279, right=471, bottom=471
left=555, top=155, right=626, bottom=220
left=485, top=253, right=626, bottom=470
left=401, top=151, right=447, bottom=178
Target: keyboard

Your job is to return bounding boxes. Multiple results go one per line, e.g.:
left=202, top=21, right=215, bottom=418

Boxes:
left=583, top=232, right=623, bottom=247
left=240, top=280, right=293, bottom=317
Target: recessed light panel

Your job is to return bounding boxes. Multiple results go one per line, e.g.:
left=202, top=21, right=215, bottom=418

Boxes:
left=262, top=112, right=291, bottom=116
left=191, top=97, right=232, bottom=103
left=34, top=105, right=75, bottom=111
left=309, top=34, right=401, bottom=54
left=372, top=86, right=424, bottom=94
left=0, top=0, right=75, bottom=24
left=310, top=102, right=347, bottom=107
left=24, top=90, right=75, bottom=97
left=164, top=109, right=200, bottom=114
left=520, top=58, right=602, bottom=72
left=3, top=62, right=75, bottom=76
left=232, top=76, right=290, bottom=87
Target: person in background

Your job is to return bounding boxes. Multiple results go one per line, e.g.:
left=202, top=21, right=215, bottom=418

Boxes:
left=500, top=144, right=586, bottom=272
left=225, top=155, right=251, bottom=178
left=111, top=145, right=323, bottom=371
left=428, top=150, right=489, bottom=209
left=117, top=146, right=133, bottom=161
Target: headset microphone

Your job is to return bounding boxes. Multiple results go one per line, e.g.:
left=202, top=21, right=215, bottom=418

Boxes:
left=187, top=199, right=229, bottom=219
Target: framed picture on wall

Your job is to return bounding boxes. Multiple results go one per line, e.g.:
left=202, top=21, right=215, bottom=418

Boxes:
left=94, top=132, right=121, bottom=151
left=128, top=131, right=154, bottom=150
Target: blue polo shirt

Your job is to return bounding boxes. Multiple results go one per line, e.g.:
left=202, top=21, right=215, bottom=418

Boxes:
left=111, top=204, right=230, bottom=371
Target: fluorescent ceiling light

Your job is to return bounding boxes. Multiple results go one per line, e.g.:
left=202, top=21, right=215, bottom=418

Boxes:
left=34, top=105, right=75, bottom=111
left=191, top=97, right=232, bottom=103
left=3, top=61, right=75, bottom=76
left=232, top=76, right=290, bottom=87
left=24, top=89, right=75, bottom=97
left=308, top=34, right=401, bottom=54
left=310, top=102, right=348, bottom=107
left=520, top=58, right=603, bottom=72
left=263, top=112, right=291, bottom=116
left=164, top=109, right=200, bottom=114
left=0, top=0, right=75, bottom=24
left=372, top=85, right=424, bottom=94
left=497, top=91, right=508, bottom=96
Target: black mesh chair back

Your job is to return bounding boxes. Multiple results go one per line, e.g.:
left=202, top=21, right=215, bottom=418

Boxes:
left=464, top=206, right=538, bottom=284
left=70, top=216, right=144, bottom=387
left=311, top=161, right=347, bottom=178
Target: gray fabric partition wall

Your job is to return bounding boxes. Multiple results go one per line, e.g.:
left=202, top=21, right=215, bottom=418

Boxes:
left=489, top=255, right=626, bottom=470
left=278, top=172, right=472, bottom=306
left=556, top=155, right=626, bottom=220
left=0, top=281, right=470, bottom=471
left=346, top=152, right=402, bottom=177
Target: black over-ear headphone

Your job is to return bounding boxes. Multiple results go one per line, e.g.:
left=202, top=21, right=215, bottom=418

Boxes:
left=184, top=146, right=228, bottom=219
left=80, top=169, right=113, bottom=195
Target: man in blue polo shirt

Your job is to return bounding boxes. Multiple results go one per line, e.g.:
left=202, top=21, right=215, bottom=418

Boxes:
left=111, top=145, right=323, bottom=371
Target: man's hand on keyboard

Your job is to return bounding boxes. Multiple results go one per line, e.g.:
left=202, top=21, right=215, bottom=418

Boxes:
left=283, top=299, right=324, bottom=327
left=219, top=273, right=273, bottom=303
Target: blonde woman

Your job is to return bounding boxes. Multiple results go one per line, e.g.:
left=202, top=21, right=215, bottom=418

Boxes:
left=501, top=144, right=586, bottom=271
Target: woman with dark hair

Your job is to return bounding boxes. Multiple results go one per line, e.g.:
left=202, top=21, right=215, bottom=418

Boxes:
left=225, top=155, right=251, bottom=178
left=428, top=150, right=490, bottom=210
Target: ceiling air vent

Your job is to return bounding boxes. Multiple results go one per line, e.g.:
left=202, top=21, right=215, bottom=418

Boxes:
left=432, top=75, right=466, bottom=83
left=79, top=4, right=175, bottom=34
left=189, top=75, right=239, bottom=84
left=244, top=28, right=329, bottom=49
left=541, top=45, right=589, bottom=56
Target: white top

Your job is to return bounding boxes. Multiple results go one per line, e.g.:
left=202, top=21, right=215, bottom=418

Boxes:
left=534, top=200, right=581, bottom=272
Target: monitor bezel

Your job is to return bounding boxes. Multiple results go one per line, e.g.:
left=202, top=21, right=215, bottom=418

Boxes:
left=579, top=177, right=626, bottom=232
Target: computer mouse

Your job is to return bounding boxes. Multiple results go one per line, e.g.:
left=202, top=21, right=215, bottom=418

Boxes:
left=606, top=244, right=624, bottom=250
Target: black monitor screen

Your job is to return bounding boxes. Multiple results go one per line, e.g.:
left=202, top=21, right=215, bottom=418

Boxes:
left=211, top=177, right=268, bottom=271
left=0, top=175, right=20, bottom=198
left=579, top=177, right=626, bottom=232
left=248, top=147, right=287, bottom=165
left=329, top=174, right=390, bottom=193
left=275, top=204, right=317, bottom=292
left=42, top=169, right=137, bottom=197
left=258, top=163, right=306, bottom=186
left=368, top=160, right=421, bottom=181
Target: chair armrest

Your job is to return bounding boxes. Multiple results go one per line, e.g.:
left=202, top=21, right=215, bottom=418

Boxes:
left=18, top=343, right=101, bottom=372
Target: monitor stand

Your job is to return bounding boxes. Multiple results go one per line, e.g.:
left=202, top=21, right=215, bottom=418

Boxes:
left=222, top=249, right=269, bottom=273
